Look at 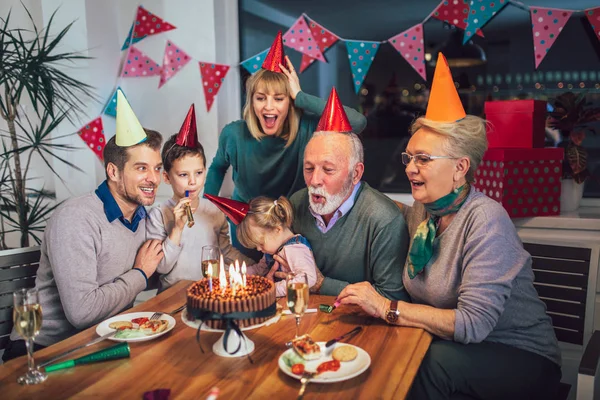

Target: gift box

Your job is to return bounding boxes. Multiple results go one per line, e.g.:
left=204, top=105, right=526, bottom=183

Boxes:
left=474, top=148, right=563, bottom=218
left=484, top=100, right=547, bottom=149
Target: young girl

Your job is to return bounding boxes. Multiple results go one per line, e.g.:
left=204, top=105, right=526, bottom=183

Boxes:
left=146, top=133, right=254, bottom=290
left=237, top=196, right=318, bottom=297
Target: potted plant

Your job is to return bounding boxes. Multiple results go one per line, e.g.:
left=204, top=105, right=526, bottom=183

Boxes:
left=0, top=6, right=96, bottom=249
left=548, top=92, right=600, bottom=211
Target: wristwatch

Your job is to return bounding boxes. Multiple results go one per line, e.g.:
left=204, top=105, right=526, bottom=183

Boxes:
left=385, top=300, right=400, bottom=324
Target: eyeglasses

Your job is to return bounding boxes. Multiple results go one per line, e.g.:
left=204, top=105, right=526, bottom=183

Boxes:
left=401, top=152, right=457, bottom=167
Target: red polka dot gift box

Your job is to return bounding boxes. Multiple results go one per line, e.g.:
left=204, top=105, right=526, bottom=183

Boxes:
left=484, top=100, right=547, bottom=149
left=474, top=148, right=564, bottom=218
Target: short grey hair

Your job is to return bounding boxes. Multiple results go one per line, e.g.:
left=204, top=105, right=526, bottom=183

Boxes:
left=312, top=131, right=364, bottom=170
left=409, top=115, right=488, bottom=183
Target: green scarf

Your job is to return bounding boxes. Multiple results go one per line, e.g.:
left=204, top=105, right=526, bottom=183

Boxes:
left=407, top=184, right=470, bottom=279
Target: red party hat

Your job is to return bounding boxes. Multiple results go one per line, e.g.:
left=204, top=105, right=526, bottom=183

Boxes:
left=261, top=31, right=286, bottom=73
left=204, top=194, right=248, bottom=225
left=316, top=87, right=352, bottom=132
left=425, top=53, right=466, bottom=122
left=175, top=104, right=198, bottom=148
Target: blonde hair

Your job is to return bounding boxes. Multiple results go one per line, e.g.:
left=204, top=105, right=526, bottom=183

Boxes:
left=237, top=196, right=294, bottom=249
left=242, top=69, right=301, bottom=147
left=410, top=115, right=488, bottom=183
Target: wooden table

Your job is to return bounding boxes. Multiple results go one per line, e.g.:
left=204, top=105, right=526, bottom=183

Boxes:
left=0, top=281, right=432, bottom=399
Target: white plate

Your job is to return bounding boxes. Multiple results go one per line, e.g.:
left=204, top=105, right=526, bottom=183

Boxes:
left=96, top=312, right=176, bottom=342
left=278, top=342, right=371, bottom=383
left=180, top=307, right=281, bottom=332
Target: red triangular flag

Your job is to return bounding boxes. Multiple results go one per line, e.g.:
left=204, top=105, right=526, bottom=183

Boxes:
left=121, top=46, right=162, bottom=77
left=431, top=0, right=484, bottom=37
left=530, top=7, right=572, bottom=69
left=283, top=16, right=325, bottom=62
left=316, top=87, right=352, bottom=133
left=262, top=31, right=286, bottom=73
left=298, top=17, right=340, bottom=73
left=78, top=117, right=105, bottom=161
left=125, top=6, right=176, bottom=49
left=176, top=104, right=198, bottom=148
left=585, top=7, right=600, bottom=43
left=199, top=62, right=230, bottom=112
left=299, top=55, right=317, bottom=73
left=159, top=40, right=192, bottom=88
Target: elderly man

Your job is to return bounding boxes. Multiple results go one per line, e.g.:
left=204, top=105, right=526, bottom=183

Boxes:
left=3, top=95, right=164, bottom=363
left=286, top=88, right=410, bottom=299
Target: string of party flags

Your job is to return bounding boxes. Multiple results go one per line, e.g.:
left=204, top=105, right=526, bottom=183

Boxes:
left=76, top=2, right=600, bottom=161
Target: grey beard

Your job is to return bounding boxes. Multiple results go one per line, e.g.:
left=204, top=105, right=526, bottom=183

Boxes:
left=308, top=175, right=354, bottom=216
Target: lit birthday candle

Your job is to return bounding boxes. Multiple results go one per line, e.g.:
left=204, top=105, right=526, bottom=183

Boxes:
left=241, top=262, right=247, bottom=287
left=229, top=264, right=236, bottom=297
left=219, top=255, right=226, bottom=294
left=235, top=259, right=240, bottom=275
left=208, top=264, right=213, bottom=292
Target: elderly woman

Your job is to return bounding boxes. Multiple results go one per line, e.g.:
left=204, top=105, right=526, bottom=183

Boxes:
left=205, top=47, right=366, bottom=259
left=337, top=82, right=561, bottom=398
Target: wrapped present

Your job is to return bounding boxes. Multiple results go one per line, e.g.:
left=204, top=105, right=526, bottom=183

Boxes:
left=474, top=148, right=563, bottom=218
left=485, top=100, right=547, bottom=149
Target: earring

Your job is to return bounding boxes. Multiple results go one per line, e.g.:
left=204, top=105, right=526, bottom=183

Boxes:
left=453, top=182, right=459, bottom=194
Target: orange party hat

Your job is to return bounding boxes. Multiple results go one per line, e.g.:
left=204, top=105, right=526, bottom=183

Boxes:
left=204, top=194, right=248, bottom=225
left=175, top=104, right=198, bottom=148
left=316, top=87, right=352, bottom=132
left=261, top=31, right=286, bottom=73
left=425, top=53, right=466, bottom=122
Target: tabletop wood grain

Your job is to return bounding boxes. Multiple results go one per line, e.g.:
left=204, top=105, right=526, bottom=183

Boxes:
left=0, top=280, right=432, bottom=399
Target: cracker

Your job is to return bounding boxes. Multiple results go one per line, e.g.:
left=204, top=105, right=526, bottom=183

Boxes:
left=332, top=345, right=358, bottom=362
left=109, top=321, right=133, bottom=330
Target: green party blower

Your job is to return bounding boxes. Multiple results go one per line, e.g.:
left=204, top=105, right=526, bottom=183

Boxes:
left=45, top=342, right=130, bottom=372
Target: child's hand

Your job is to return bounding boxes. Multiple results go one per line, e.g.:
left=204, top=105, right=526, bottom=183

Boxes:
left=173, top=197, right=193, bottom=231
left=279, top=55, right=301, bottom=100
left=272, top=254, right=289, bottom=280
left=265, top=262, right=279, bottom=282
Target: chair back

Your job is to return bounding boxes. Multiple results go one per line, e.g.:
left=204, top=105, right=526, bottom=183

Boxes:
left=0, top=246, right=41, bottom=350
left=525, top=243, right=593, bottom=346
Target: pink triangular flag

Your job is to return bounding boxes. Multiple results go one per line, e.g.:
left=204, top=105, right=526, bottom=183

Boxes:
left=159, top=40, right=192, bottom=88
left=431, top=0, right=484, bottom=37
left=199, top=62, right=230, bottom=112
left=388, top=24, right=427, bottom=81
left=121, top=46, right=162, bottom=77
left=78, top=117, right=105, bottom=161
left=530, top=7, right=572, bottom=69
left=585, top=7, right=600, bottom=43
left=298, top=17, right=339, bottom=73
left=299, top=54, right=317, bottom=73
left=283, top=16, right=325, bottom=62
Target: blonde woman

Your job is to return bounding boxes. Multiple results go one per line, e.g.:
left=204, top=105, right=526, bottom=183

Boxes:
left=205, top=56, right=366, bottom=258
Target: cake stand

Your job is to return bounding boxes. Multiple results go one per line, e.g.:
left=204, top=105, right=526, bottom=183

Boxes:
left=181, top=307, right=282, bottom=357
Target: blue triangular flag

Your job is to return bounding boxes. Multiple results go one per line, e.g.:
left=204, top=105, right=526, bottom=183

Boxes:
left=240, top=49, right=270, bottom=74
left=121, top=25, right=146, bottom=51
left=345, top=40, right=380, bottom=94
left=103, top=87, right=124, bottom=118
left=463, top=0, right=508, bottom=44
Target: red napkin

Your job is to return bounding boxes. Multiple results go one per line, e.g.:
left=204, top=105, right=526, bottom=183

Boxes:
left=143, top=389, right=170, bottom=400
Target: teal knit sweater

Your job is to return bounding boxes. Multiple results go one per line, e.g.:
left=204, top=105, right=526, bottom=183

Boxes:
left=290, top=183, right=410, bottom=300
left=204, top=91, right=367, bottom=202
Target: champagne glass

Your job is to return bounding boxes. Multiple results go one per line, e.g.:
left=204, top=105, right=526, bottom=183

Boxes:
left=201, top=245, right=220, bottom=278
left=13, top=288, right=47, bottom=385
left=286, top=272, right=309, bottom=338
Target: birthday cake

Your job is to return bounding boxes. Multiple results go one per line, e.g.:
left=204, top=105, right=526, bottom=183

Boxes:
left=186, top=276, right=276, bottom=329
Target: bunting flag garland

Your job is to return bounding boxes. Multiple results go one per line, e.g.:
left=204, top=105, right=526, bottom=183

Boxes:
left=122, top=6, right=177, bottom=50
left=585, top=7, right=600, bottom=40
left=199, top=62, right=230, bottom=112
left=388, top=24, right=427, bottom=81
left=299, top=16, right=340, bottom=73
left=463, top=0, right=508, bottom=44
left=431, top=0, right=484, bottom=37
left=121, top=46, right=162, bottom=77
left=103, top=87, right=124, bottom=118
left=240, top=48, right=270, bottom=74
left=78, top=117, right=105, bottom=161
left=159, top=40, right=192, bottom=88
left=585, top=7, right=600, bottom=42
left=531, top=7, right=572, bottom=69
left=346, top=40, right=380, bottom=93
left=283, top=16, right=325, bottom=62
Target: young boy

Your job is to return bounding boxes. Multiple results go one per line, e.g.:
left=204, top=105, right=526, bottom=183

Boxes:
left=147, top=131, right=253, bottom=290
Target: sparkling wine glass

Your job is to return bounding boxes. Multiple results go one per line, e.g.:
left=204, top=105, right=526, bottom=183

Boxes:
left=201, top=245, right=220, bottom=278
left=286, top=272, right=309, bottom=338
left=13, top=288, right=47, bottom=385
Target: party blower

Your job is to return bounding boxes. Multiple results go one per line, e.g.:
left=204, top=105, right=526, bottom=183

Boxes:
left=319, top=299, right=340, bottom=314
left=45, top=342, right=130, bottom=372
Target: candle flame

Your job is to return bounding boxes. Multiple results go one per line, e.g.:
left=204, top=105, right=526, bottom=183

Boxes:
left=241, top=262, right=247, bottom=287
left=235, top=259, right=240, bottom=274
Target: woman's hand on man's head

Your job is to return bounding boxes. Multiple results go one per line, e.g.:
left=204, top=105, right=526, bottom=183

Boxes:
left=279, top=55, right=301, bottom=100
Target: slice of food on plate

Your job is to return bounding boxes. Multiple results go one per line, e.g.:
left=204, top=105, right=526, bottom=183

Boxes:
left=140, top=319, right=169, bottom=335
left=109, top=321, right=133, bottom=330
left=291, top=334, right=321, bottom=360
